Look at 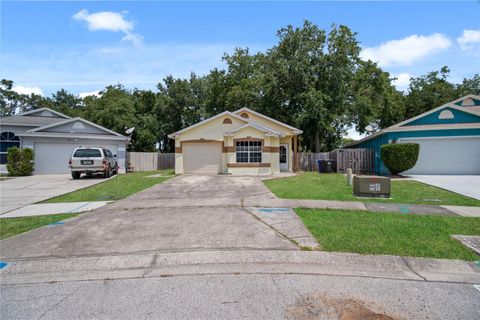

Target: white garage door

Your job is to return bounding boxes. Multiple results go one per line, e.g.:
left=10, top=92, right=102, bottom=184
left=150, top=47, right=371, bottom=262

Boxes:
left=183, top=142, right=222, bottom=174
left=400, top=137, right=480, bottom=175
left=34, top=143, right=118, bottom=174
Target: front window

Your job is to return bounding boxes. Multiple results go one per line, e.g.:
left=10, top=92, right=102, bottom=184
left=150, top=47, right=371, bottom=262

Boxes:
left=236, top=140, right=262, bottom=163
left=0, top=132, right=20, bottom=164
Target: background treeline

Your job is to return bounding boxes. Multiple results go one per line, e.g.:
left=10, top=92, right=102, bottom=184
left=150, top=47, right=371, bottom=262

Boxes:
left=1, top=21, right=479, bottom=152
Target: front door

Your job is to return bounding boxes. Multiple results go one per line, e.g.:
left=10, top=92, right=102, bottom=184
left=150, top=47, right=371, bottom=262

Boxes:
left=279, top=144, right=288, bottom=171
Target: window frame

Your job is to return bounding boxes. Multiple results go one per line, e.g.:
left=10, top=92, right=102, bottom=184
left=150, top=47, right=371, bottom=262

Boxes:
left=235, top=140, right=262, bottom=163
left=0, top=132, right=20, bottom=165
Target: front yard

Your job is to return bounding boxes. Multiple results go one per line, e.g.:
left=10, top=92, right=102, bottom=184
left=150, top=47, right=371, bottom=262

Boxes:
left=264, top=173, right=480, bottom=206
left=296, top=208, right=480, bottom=260
left=43, top=169, right=175, bottom=203
left=0, top=213, right=79, bottom=240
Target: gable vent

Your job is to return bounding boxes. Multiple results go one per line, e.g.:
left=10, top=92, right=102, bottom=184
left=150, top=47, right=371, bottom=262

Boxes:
left=461, top=98, right=475, bottom=107
left=72, top=121, right=86, bottom=129
left=223, top=118, right=232, bottom=124
left=439, top=110, right=454, bottom=120
left=240, top=112, right=249, bottom=118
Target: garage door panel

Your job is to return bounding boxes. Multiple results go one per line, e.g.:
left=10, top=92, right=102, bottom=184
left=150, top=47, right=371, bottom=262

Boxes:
left=183, top=142, right=222, bottom=174
left=400, top=137, right=480, bottom=175
left=34, top=143, right=118, bottom=174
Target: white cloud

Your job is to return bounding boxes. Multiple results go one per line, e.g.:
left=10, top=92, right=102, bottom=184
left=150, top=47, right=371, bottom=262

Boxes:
left=361, top=33, right=451, bottom=67
left=392, top=73, right=411, bottom=90
left=73, top=9, right=143, bottom=46
left=78, top=90, right=101, bottom=98
left=457, top=29, right=480, bottom=51
left=12, top=85, right=43, bottom=96
left=121, top=33, right=144, bottom=47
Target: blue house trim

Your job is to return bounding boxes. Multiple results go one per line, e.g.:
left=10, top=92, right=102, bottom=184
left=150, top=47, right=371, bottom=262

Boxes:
left=347, top=95, right=480, bottom=176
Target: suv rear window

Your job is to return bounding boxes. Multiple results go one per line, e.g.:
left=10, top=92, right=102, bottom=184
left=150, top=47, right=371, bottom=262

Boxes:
left=73, top=149, right=102, bottom=158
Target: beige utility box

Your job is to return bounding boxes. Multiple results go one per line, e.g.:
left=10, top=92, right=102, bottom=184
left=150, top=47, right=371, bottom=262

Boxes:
left=353, top=175, right=391, bottom=198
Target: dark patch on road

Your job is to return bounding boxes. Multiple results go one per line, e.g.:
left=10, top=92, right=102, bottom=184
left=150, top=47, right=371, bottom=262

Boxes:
left=286, top=294, right=400, bottom=320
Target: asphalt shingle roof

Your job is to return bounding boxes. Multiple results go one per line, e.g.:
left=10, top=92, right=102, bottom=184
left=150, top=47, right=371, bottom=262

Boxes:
left=0, top=115, right=64, bottom=127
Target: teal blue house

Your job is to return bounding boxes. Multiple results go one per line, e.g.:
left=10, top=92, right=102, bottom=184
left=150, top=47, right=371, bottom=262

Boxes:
left=347, top=95, right=480, bottom=176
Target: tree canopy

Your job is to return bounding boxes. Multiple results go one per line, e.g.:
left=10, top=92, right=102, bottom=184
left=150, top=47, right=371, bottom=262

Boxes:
left=2, top=21, right=478, bottom=152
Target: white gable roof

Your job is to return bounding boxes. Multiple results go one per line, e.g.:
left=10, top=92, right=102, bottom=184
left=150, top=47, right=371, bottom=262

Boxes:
left=168, top=111, right=249, bottom=138
left=233, top=107, right=303, bottom=134
left=224, top=122, right=283, bottom=137
left=168, top=108, right=302, bottom=139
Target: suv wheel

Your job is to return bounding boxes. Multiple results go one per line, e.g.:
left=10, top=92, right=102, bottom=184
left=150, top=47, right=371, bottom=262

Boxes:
left=72, top=172, right=81, bottom=179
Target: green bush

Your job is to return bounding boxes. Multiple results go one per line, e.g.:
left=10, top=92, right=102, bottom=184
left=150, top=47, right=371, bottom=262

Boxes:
left=6, top=147, right=35, bottom=176
left=381, top=143, right=419, bottom=175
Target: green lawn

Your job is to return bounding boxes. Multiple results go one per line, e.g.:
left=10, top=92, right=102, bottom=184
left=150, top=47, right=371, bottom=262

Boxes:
left=296, top=208, right=480, bottom=260
left=0, top=213, right=78, bottom=239
left=264, top=173, right=480, bottom=206
left=43, top=169, right=175, bottom=203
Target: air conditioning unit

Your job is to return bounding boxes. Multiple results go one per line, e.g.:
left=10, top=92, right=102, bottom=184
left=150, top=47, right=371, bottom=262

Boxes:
left=353, top=175, right=391, bottom=198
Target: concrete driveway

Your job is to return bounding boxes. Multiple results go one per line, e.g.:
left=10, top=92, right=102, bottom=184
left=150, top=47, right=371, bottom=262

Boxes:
left=0, top=175, right=295, bottom=259
left=409, top=175, right=480, bottom=200
left=0, top=174, right=111, bottom=214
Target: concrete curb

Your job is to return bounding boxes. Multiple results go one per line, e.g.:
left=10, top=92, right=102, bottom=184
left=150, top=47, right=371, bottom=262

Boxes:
left=1, top=250, right=478, bottom=285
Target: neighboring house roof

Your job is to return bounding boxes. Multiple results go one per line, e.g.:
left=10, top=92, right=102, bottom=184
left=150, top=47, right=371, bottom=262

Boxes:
left=0, top=115, right=64, bottom=127
left=15, top=131, right=128, bottom=141
left=1, top=108, right=127, bottom=140
left=449, top=94, right=480, bottom=106
left=18, top=107, right=71, bottom=119
left=28, top=117, right=126, bottom=137
left=168, top=108, right=302, bottom=138
left=347, top=95, right=480, bottom=147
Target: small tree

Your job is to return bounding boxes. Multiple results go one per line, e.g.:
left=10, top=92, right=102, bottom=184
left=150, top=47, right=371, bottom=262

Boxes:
left=6, top=147, right=34, bottom=176
left=381, top=143, right=419, bottom=175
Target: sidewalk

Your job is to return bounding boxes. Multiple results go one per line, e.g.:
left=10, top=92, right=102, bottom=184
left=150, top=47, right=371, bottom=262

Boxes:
left=0, top=201, right=112, bottom=218
left=242, top=193, right=480, bottom=217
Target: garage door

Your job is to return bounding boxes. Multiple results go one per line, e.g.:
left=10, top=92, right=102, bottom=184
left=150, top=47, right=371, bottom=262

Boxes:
left=183, top=142, right=222, bottom=174
left=400, top=137, right=480, bottom=175
left=34, top=143, right=118, bottom=174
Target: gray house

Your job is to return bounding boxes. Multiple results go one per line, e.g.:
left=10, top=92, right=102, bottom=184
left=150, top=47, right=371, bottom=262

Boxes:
left=0, top=108, right=128, bottom=174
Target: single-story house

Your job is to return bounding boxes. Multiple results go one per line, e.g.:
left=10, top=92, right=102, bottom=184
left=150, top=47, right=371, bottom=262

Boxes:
left=347, top=94, right=480, bottom=175
left=0, top=108, right=128, bottom=174
left=168, top=107, right=302, bottom=175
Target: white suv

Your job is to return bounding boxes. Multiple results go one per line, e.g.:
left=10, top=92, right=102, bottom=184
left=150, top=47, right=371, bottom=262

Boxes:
left=69, top=147, right=118, bottom=179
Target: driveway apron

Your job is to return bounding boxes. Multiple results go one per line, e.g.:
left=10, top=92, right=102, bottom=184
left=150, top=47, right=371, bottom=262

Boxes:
left=0, top=175, right=296, bottom=259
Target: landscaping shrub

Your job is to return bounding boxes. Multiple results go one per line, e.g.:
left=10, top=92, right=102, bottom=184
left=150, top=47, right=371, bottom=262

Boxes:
left=6, top=147, right=35, bottom=176
left=381, top=143, right=419, bottom=175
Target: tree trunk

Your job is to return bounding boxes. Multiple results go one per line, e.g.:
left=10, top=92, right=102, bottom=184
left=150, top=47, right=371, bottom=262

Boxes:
left=314, top=129, right=320, bottom=153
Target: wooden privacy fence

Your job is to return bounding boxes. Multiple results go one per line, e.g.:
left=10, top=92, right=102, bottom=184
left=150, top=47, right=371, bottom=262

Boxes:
left=127, top=152, right=175, bottom=171
left=294, top=148, right=374, bottom=174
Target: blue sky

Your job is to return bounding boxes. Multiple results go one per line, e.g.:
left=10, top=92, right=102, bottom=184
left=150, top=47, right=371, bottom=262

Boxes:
left=2, top=1, right=480, bottom=98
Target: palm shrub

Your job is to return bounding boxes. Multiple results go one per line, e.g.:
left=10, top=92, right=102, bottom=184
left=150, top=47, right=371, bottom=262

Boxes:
left=6, top=147, right=35, bottom=176
left=380, top=143, right=419, bottom=175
